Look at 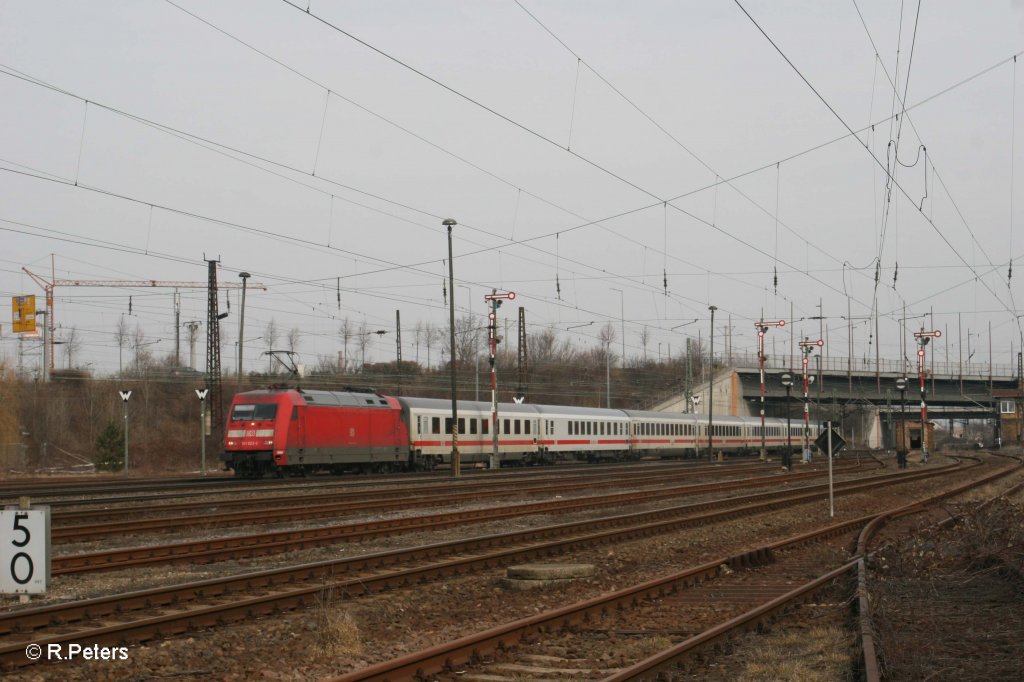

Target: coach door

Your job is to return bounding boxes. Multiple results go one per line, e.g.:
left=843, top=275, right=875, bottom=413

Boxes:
left=286, top=405, right=305, bottom=464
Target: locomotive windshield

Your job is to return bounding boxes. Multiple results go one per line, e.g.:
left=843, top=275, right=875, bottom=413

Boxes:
left=230, top=404, right=278, bottom=421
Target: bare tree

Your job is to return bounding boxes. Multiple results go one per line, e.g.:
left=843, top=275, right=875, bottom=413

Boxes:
left=114, top=315, right=130, bottom=375
left=444, top=314, right=483, bottom=367
left=413, top=321, right=424, bottom=366
left=61, top=326, right=81, bottom=369
left=339, top=317, right=353, bottom=372
left=287, top=327, right=301, bottom=354
left=356, top=321, right=371, bottom=369
left=530, top=327, right=560, bottom=370
left=639, top=325, right=651, bottom=363
left=313, top=353, right=340, bottom=375
left=131, top=325, right=155, bottom=373
left=598, top=322, right=618, bottom=367
left=264, top=319, right=279, bottom=373
left=424, top=322, right=439, bottom=370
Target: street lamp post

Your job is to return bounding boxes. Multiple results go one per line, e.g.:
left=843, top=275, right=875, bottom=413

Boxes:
left=707, top=306, right=717, bottom=462
left=780, top=373, right=794, bottom=470
left=799, top=337, right=823, bottom=463
left=895, top=377, right=907, bottom=469
left=755, top=319, right=785, bottom=461
left=237, top=271, right=250, bottom=385
left=672, top=319, right=697, bottom=411
left=444, top=218, right=460, bottom=478
left=605, top=340, right=611, bottom=408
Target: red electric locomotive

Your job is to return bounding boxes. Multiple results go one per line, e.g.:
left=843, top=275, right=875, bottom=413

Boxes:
left=222, top=388, right=409, bottom=477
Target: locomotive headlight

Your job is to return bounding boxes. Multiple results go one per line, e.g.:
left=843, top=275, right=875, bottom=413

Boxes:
left=264, top=439, right=273, bottom=445
left=227, top=441, right=235, bottom=446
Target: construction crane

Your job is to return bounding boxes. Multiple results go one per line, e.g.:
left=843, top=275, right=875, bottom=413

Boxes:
left=22, top=267, right=264, bottom=378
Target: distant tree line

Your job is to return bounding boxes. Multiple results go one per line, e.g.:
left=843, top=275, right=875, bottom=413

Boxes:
left=5, top=316, right=713, bottom=473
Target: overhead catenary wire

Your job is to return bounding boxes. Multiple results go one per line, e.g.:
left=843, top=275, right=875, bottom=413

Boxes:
left=6, top=4, right=1019, bottom=366
left=0, top=61, right=798, bottom=326
left=733, top=0, right=1017, bottom=318
left=851, top=0, right=1011, bottom=305
left=0, top=59, right=783, bottom=321
left=6, top=22, right=1015, bottom=323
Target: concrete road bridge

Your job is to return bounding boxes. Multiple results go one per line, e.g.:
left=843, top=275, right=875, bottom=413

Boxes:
left=653, top=352, right=1022, bottom=449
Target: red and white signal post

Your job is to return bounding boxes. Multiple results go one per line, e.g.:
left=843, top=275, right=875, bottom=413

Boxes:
left=484, top=290, right=515, bottom=469
left=755, top=319, right=785, bottom=462
left=798, top=337, right=824, bottom=463
left=914, top=329, right=941, bottom=462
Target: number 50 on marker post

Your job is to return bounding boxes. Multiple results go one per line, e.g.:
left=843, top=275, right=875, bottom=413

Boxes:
left=0, top=507, right=50, bottom=594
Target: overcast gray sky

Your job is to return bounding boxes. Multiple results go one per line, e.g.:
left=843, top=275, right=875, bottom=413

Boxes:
left=2, top=1, right=1023, bottom=377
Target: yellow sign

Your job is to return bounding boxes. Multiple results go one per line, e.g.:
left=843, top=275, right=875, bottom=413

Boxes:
left=12, top=295, right=36, bottom=334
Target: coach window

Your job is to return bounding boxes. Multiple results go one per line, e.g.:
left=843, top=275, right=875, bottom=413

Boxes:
left=525, top=420, right=531, bottom=435
left=432, top=417, right=441, bottom=434
left=458, top=418, right=465, bottom=435
left=503, top=418, right=511, bottom=434
left=470, top=419, right=477, bottom=435
left=512, top=420, right=520, bottom=435
left=482, top=419, right=489, bottom=435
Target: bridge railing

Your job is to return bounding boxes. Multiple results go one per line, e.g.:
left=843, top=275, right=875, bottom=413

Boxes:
left=724, top=352, right=1017, bottom=380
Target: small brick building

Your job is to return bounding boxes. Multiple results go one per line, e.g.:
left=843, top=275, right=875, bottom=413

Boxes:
left=993, top=388, right=1023, bottom=446
left=894, top=419, right=935, bottom=453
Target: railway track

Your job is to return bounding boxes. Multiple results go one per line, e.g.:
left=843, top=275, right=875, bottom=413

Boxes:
left=49, top=461, right=865, bottom=542
left=326, top=457, right=1021, bottom=681
left=0, top=459, right=719, bottom=502
left=53, top=463, right=883, bottom=573
left=0, top=459, right=979, bottom=672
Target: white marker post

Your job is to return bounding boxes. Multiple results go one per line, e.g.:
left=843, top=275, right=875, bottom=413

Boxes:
left=1, top=499, right=50, bottom=601
left=827, top=422, right=834, bottom=518
left=195, top=389, right=209, bottom=475
left=118, top=390, right=132, bottom=473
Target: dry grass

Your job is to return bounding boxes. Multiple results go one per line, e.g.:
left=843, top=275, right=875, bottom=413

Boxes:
left=312, top=587, right=363, bottom=659
left=617, top=634, right=674, bottom=660
left=869, top=499, right=1024, bottom=682
left=736, top=625, right=853, bottom=682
